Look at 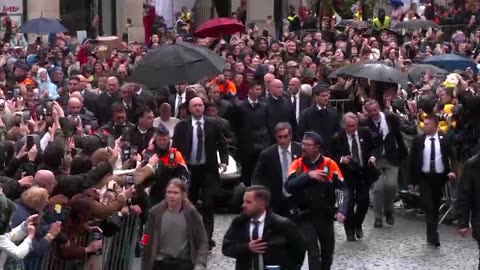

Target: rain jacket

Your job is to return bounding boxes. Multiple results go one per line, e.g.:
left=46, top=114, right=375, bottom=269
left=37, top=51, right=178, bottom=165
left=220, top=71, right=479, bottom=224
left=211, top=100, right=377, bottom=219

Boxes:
left=37, top=68, right=59, bottom=100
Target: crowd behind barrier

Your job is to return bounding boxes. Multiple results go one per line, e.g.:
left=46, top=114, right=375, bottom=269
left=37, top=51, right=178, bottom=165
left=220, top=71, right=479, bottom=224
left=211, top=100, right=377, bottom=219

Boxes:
left=28, top=215, right=140, bottom=270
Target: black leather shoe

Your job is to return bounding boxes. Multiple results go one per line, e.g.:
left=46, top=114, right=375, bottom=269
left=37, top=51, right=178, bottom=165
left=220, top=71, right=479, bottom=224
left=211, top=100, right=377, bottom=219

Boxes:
left=374, top=218, right=383, bottom=228
left=135, top=241, right=143, bottom=257
left=356, top=227, right=364, bottom=239
left=346, top=231, right=356, bottom=241
left=427, top=233, right=440, bottom=247
left=209, top=239, right=216, bottom=251
left=385, top=213, right=395, bottom=225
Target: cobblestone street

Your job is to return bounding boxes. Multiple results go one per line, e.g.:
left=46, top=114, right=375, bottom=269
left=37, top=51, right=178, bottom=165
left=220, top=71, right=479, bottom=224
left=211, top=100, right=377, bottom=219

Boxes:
left=134, top=210, right=479, bottom=269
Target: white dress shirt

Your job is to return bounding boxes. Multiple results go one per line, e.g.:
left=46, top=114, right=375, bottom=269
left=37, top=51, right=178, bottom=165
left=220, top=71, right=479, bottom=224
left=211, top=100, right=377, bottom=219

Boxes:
left=347, top=131, right=363, bottom=167
left=122, top=99, right=132, bottom=110
left=174, top=93, right=186, bottom=117
left=375, top=112, right=390, bottom=139
left=249, top=211, right=266, bottom=240
left=291, top=92, right=300, bottom=122
left=250, top=211, right=266, bottom=270
left=248, top=97, right=258, bottom=107
left=422, top=132, right=445, bottom=174
left=190, top=117, right=206, bottom=165
left=278, top=144, right=292, bottom=196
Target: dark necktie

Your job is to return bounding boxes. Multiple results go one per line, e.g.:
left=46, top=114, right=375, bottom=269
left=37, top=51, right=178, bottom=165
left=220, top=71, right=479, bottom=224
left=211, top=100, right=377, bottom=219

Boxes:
left=351, top=134, right=361, bottom=166
left=430, top=137, right=436, bottom=173
left=251, top=220, right=260, bottom=270
left=292, top=95, right=297, bottom=106
left=376, top=121, right=382, bottom=136
left=196, top=121, right=203, bottom=162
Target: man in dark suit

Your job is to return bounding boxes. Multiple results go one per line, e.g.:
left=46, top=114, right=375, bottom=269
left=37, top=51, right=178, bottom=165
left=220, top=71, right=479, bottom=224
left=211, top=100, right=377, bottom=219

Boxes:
left=363, top=99, right=407, bottom=228
left=169, top=83, right=187, bottom=118
left=208, top=84, right=234, bottom=121
left=297, top=84, right=341, bottom=152
left=172, top=97, right=228, bottom=250
left=456, top=147, right=480, bottom=269
left=135, top=84, right=158, bottom=115
left=266, top=79, right=297, bottom=143
left=121, top=83, right=144, bottom=124
left=231, top=81, right=270, bottom=187
left=77, top=75, right=98, bottom=114
left=409, top=114, right=456, bottom=247
left=95, top=77, right=121, bottom=125
left=252, top=122, right=301, bottom=217
left=288, top=77, right=311, bottom=123
left=222, top=185, right=306, bottom=270
left=330, top=112, right=377, bottom=241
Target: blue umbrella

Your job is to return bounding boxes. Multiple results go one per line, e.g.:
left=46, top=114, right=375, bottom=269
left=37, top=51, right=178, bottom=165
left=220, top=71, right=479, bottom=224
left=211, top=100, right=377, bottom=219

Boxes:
left=389, top=0, right=404, bottom=7
left=422, top=54, right=478, bottom=74
left=19, top=17, right=67, bottom=33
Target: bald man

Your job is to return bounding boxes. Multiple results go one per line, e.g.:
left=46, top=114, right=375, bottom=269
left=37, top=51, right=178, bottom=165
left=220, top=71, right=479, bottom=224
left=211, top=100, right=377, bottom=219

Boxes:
left=172, top=96, right=228, bottom=250
left=67, top=97, right=94, bottom=125
left=265, top=79, right=297, bottom=142
left=95, top=76, right=121, bottom=125
left=288, top=77, right=311, bottom=122
left=34, top=170, right=56, bottom=194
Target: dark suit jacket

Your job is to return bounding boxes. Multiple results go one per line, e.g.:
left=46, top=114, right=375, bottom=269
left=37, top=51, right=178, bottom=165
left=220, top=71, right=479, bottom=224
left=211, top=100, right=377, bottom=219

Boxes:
left=222, top=211, right=306, bottom=270
left=362, top=112, right=407, bottom=166
left=231, top=100, right=270, bottom=157
left=82, top=89, right=97, bottom=115
left=289, top=93, right=311, bottom=117
left=409, top=132, right=456, bottom=185
left=122, top=96, right=144, bottom=124
left=172, top=116, right=228, bottom=170
left=252, top=142, right=302, bottom=214
left=169, top=93, right=185, bottom=118
left=330, top=127, right=377, bottom=183
left=297, top=105, right=341, bottom=151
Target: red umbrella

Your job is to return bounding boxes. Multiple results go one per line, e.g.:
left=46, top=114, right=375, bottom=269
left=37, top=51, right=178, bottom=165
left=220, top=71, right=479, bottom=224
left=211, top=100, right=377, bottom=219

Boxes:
left=195, top=17, right=244, bottom=38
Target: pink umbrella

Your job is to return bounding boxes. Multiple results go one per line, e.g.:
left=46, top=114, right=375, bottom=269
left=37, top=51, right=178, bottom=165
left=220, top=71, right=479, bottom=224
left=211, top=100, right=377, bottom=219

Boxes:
left=195, top=17, right=245, bottom=38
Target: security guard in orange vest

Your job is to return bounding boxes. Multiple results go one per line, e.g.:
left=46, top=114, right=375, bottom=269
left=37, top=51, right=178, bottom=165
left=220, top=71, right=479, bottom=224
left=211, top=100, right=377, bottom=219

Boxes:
left=137, top=124, right=190, bottom=205
left=285, top=131, right=348, bottom=270
left=373, top=8, right=391, bottom=30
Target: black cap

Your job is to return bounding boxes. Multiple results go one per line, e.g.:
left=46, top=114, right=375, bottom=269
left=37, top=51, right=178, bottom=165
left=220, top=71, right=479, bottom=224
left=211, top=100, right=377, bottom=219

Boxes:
left=312, top=83, right=330, bottom=96
left=303, top=131, right=324, bottom=147
left=154, top=124, right=170, bottom=136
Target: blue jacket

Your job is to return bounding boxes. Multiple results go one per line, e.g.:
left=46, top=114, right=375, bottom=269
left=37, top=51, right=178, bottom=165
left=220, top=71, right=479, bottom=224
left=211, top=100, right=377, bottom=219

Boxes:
left=10, top=201, right=60, bottom=270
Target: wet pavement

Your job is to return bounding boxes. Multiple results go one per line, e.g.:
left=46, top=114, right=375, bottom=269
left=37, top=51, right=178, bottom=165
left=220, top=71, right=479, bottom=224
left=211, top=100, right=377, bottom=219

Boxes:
left=133, top=210, right=479, bottom=269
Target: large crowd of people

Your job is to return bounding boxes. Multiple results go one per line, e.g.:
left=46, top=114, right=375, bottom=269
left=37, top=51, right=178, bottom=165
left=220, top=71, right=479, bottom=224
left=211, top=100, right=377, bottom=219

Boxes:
left=0, top=0, right=480, bottom=270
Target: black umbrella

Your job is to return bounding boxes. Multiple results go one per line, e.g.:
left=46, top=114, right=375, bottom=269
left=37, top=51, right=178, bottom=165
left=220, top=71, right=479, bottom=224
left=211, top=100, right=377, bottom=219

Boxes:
left=19, top=17, right=67, bottom=33
left=131, top=42, right=225, bottom=88
left=393, top=19, right=438, bottom=30
left=407, top=64, right=449, bottom=83
left=353, top=63, right=409, bottom=85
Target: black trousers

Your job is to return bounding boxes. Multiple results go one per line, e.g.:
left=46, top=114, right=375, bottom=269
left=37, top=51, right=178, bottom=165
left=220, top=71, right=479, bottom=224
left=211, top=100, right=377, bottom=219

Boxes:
left=344, top=175, right=370, bottom=232
left=188, top=164, right=218, bottom=241
left=419, top=173, right=446, bottom=241
left=299, top=216, right=334, bottom=270
left=240, top=151, right=260, bottom=187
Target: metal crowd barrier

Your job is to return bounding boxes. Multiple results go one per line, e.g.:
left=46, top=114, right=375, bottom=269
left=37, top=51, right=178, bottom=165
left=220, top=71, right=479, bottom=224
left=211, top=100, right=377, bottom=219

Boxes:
left=32, top=214, right=140, bottom=270
left=329, top=98, right=352, bottom=116
left=401, top=180, right=458, bottom=225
